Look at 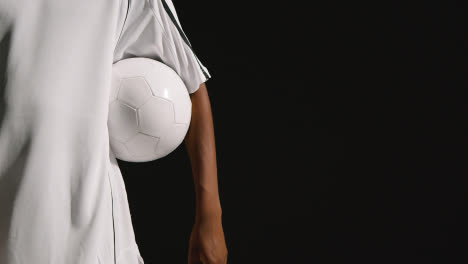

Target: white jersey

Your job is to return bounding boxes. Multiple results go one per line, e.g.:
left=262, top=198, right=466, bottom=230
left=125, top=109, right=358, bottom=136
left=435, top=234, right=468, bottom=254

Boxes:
left=0, top=0, right=210, bottom=263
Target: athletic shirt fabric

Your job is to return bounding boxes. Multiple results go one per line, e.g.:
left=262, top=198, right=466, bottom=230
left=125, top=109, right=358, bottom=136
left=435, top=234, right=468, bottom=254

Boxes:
left=0, top=0, right=211, bottom=263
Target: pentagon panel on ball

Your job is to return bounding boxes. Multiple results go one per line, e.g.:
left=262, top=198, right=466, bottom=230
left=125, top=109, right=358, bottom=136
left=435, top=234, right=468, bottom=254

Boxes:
left=108, top=57, right=192, bottom=162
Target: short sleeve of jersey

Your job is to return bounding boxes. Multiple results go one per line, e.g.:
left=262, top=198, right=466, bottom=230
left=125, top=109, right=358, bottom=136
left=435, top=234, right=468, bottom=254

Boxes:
left=113, top=0, right=211, bottom=94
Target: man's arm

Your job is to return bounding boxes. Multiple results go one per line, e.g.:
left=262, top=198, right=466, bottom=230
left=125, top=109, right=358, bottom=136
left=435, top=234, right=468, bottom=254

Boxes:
left=184, top=82, right=227, bottom=264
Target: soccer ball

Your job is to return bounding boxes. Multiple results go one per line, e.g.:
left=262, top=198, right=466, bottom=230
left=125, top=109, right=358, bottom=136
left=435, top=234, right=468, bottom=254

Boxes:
left=108, top=57, right=192, bottom=162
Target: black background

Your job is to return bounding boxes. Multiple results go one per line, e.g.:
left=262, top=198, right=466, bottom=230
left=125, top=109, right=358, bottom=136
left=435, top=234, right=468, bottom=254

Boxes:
left=117, top=1, right=465, bottom=263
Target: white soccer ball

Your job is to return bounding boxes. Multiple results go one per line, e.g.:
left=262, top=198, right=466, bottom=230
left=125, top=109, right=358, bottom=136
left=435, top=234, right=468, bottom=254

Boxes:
left=108, top=57, right=192, bottom=162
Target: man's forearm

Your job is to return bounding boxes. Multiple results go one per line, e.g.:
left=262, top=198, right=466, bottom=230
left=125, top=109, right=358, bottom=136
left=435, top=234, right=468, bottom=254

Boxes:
left=184, top=82, right=222, bottom=220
